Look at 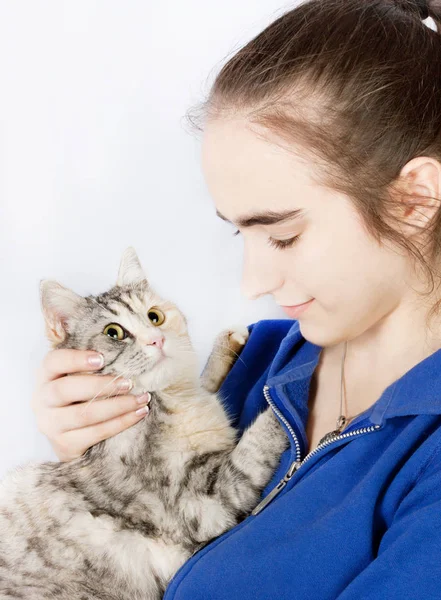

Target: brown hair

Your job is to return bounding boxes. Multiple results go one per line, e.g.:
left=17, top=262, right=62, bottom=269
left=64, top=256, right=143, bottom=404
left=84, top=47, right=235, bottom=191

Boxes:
left=185, top=0, right=441, bottom=327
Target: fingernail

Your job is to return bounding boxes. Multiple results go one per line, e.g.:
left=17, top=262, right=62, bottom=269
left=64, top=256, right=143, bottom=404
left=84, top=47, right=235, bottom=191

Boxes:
left=135, top=405, right=150, bottom=416
left=136, top=392, right=151, bottom=404
left=117, top=379, right=133, bottom=391
left=88, top=353, right=104, bottom=368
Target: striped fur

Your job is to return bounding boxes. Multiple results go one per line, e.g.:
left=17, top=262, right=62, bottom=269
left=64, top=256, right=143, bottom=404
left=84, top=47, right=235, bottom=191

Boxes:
left=0, top=248, right=288, bottom=600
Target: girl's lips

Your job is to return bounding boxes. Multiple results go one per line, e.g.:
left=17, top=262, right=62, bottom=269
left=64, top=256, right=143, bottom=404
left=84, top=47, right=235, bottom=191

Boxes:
left=280, top=298, right=314, bottom=318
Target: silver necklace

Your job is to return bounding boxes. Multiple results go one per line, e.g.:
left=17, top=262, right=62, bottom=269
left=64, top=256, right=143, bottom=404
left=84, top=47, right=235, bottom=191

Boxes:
left=317, top=340, right=348, bottom=446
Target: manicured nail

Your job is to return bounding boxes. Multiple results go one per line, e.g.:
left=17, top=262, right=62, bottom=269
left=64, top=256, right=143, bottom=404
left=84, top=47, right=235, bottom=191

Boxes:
left=137, top=392, right=151, bottom=404
left=135, top=405, right=150, bottom=416
left=117, top=379, right=133, bottom=391
left=88, top=353, right=104, bottom=368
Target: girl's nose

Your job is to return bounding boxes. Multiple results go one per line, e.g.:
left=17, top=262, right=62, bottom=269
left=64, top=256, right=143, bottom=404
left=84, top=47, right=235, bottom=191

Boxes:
left=241, top=250, right=283, bottom=301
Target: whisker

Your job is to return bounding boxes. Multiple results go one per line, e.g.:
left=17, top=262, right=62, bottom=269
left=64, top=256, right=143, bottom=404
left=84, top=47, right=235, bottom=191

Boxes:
left=79, top=364, right=138, bottom=416
left=78, top=330, right=248, bottom=418
left=202, top=343, right=248, bottom=368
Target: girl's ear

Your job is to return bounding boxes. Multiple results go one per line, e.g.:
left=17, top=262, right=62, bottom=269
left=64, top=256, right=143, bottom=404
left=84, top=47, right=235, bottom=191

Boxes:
left=116, top=246, right=148, bottom=288
left=39, top=279, right=87, bottom=344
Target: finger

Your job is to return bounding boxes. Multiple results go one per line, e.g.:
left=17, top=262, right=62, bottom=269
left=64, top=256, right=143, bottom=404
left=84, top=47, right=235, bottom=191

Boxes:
left=45, top=373, right=135, bottom=408
left=38, top=348, right=105, bottom=385
left=60, top=407, right=150, bottom=453
left=56, top=393, right=151, bottom=432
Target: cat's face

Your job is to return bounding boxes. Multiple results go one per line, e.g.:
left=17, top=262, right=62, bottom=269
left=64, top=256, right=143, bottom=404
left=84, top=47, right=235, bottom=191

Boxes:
left=39, top=247, right=199, bottom=391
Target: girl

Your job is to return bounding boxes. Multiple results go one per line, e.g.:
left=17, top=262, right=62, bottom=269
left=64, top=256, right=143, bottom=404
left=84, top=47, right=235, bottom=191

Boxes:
left=31, top=0, right=441, bottom=597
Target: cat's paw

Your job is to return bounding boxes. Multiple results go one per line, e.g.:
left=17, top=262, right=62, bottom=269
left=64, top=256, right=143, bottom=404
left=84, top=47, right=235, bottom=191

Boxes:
left=229, top=325, right=249, bottom=352
left=201, top=325, right=250, bottom=394
left=218, top=325, right=250, bottom=357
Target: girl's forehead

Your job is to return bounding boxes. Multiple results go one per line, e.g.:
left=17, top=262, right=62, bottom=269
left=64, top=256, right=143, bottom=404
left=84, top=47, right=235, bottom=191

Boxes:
left=201, top=121, right=319, bottom=211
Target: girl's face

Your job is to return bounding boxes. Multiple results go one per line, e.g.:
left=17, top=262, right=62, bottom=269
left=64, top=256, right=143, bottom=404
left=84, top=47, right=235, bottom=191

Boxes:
left=200, top=116, right=418, bottom=348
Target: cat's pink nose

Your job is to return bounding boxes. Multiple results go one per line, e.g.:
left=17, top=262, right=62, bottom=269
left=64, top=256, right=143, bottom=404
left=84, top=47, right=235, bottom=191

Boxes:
left=149, top=336, right=164, bottom=350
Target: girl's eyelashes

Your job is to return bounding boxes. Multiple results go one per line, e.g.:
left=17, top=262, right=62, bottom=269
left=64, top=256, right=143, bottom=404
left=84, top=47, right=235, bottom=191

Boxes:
left=267, top=235, right=301, bottom=250
left=232, top=229, right=301, bottom=251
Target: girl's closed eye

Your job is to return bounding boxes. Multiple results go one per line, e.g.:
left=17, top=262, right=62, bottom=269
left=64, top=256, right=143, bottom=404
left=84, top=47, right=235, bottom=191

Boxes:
left=232, top=229, right=301, bottom=250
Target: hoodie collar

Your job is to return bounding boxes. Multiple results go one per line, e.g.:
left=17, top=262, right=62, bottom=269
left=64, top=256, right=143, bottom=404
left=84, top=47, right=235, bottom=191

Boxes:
left=266, top=320, right=441, bottom=426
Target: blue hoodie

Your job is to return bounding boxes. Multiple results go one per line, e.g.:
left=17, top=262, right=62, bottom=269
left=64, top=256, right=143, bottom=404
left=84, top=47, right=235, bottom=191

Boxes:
left=163, top=318, right=441, bottom=599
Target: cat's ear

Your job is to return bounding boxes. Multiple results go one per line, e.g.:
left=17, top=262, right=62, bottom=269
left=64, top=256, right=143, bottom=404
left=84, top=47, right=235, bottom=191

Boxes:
left=116, top=246, right=148, bottom=288
left=39, top=280, right=87, bottom=344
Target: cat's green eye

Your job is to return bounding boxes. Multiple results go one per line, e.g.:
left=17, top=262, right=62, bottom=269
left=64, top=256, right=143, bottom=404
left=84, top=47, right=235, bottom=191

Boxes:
left=103, top=323, right=127, bottom=340
left=148, top=308, right=165, bottom=326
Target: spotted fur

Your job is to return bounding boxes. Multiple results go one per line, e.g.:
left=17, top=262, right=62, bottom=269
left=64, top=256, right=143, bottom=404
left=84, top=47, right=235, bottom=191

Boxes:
left=0, top=247, right=289, bottom=600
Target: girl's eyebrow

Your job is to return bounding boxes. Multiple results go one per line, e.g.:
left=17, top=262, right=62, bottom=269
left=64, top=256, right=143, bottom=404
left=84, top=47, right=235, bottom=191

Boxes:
left=215, top=208, right=304, bottom=228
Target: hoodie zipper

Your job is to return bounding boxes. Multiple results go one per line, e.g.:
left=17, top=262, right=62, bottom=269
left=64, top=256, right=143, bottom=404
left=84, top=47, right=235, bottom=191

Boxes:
left=251, top=385, right=381, bottom=515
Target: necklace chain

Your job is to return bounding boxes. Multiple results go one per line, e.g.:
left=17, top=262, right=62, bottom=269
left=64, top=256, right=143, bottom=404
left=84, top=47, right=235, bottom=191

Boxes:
left=316, top=340, right=349, bottom=446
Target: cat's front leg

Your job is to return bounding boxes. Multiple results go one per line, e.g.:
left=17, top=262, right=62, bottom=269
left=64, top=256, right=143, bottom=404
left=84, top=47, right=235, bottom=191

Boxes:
left=218, top=406, right=290, bottom=514
left=200, top=325, right=249, bottom=394
left=180, top=407, right=289, bottom=544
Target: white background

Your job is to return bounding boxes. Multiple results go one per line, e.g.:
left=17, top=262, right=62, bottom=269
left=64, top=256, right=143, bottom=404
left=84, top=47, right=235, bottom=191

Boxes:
left=0, top=1, right=293, bottom=478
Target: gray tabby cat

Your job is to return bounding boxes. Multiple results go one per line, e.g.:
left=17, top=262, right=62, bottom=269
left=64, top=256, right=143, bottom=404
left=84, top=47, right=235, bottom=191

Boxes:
left=0, top=247, right=288, bottom=600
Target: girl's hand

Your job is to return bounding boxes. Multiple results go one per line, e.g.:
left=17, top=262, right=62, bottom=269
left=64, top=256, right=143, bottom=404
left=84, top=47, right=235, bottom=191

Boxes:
left=30, top=349, right=151, bottom=462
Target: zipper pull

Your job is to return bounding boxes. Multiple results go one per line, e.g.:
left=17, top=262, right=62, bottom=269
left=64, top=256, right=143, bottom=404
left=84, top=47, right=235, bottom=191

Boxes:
left=251, top=459, right=302, bottom=516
